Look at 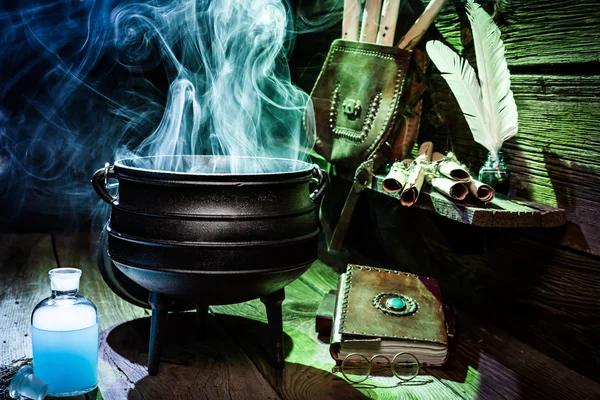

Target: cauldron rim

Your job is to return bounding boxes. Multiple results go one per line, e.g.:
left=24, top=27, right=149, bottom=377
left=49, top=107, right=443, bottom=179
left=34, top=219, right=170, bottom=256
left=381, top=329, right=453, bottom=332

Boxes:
left=113, top=155, right=314, bottom=180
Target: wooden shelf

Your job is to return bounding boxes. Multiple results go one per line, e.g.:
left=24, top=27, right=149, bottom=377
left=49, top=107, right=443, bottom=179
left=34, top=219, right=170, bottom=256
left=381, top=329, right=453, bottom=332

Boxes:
left=340, top=172, right=566, bottom=228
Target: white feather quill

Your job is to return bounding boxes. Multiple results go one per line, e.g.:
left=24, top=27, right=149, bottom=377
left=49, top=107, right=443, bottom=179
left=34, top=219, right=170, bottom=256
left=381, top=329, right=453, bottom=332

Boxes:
left=425, top=0, right=518, bottom=162
left=425, top=40, right=491, bottom=149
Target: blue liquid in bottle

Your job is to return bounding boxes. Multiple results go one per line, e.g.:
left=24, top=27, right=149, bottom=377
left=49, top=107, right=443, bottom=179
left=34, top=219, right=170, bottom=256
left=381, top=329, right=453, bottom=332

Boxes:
left=31, top=268, right=99, bottom=396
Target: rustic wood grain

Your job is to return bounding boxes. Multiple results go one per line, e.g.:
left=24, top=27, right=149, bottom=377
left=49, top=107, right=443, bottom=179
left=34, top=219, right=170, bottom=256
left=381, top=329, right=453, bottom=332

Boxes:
left=293, top=0, right=600, bottom=90
left=293, top=1, right=600, bottom=252
left=0, top=235, right=53, bottom=366
left=289, top=259, right=600, bottom=399
left=433, top=0, right=600, bottom=67
left=424, top=73, right=600, bottom=255
left=345, top=196, right=600, bottom=382
left=428, top=313, right=600, bottom=400
left=3, top=233, right=600, bottom=399
left=295, top=0, right=600, bottom=389
left=51, top=233, right=282, bottom=400
left=55, top=233, right=459, bottom=399
left=213, top=261, right=464, bottom=400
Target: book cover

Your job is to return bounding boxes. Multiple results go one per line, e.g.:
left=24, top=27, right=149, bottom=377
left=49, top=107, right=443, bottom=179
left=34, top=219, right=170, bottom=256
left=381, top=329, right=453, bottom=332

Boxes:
left=331, top=264, right=449, bottom=366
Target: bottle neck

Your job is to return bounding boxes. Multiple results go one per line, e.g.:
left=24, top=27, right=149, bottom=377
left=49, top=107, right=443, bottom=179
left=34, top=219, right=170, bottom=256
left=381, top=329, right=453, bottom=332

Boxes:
left=486, top=152, right=506, bottom=169
left=52, top=288, right=78, bottom=297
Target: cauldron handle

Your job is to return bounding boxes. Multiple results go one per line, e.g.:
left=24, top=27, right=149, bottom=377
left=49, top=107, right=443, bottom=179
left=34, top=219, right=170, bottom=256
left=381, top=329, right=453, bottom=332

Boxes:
left=92, top=163, right=117, bottom=204
left=310, top=165, right=329, bottom=202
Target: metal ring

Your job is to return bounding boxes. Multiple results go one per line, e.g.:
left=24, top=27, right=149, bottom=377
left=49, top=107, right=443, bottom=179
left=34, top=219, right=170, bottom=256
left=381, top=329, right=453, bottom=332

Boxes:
left=104, top=162, right=119, bottom=190
left=104, top=162, right=110, bottom=186
left=341, top=353, right=370, bottom=384
left=310, top=164, right=329, bottom=202
left=391, top=352, right=420, bottom=381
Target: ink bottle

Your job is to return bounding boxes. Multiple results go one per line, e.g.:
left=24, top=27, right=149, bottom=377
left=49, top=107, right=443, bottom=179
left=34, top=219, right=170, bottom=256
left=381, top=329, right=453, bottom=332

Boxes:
left=478, top=151, right=510, bottom=196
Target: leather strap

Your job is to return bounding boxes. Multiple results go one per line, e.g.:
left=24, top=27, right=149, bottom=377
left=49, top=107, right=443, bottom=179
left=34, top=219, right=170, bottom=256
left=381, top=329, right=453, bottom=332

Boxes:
left=327, top=159, right=375, bottom=252
left=328, top=182, right=363, bottom=252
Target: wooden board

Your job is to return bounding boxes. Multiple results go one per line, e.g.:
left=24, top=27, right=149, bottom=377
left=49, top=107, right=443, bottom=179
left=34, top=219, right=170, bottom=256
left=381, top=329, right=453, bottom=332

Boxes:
left=343, top=195, right=600, bottom=383
left=292, top=0, right=600, bottom=91
left=340, top=170, right=566, bottom=228
left=423, top=72, right=600, bottom=255
left=211, top=264, right=461, bottom=400
left=0, top=235, right=54, bottom=366
left=433, top=0, right=600, bottom=67
left=2, top=233, right=600, bottom=399
left=293, top=261, right=600, bottom=399
left=52, top=234, right=281, bottom=400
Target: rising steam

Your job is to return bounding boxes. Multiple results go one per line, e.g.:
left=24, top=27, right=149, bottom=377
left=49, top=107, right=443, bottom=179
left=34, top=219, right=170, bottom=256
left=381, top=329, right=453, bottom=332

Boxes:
left=0, top=0, right=321, bottom=226
left=113, top=0, right=314, bottom=172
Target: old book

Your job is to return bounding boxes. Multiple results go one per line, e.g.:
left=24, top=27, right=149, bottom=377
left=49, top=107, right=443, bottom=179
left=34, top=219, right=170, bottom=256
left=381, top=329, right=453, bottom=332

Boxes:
left=331, top=264, right=449, bottom=366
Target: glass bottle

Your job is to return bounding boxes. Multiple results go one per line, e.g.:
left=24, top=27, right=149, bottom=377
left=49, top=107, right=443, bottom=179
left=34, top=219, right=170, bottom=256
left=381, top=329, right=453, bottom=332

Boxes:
left=31, top=268, right=99, bottom=397
left=478, top=151, right=510, bottom=196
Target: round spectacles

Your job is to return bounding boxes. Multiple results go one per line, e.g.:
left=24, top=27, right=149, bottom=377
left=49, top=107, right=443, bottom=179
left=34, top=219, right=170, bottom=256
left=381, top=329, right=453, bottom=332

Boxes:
left=340, top=352, right=420, bottom=384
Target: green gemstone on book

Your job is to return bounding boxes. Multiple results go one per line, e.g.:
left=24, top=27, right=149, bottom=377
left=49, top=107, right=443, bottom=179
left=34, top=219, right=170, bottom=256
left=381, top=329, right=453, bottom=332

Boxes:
left=386, top=297, right=406, bottom=311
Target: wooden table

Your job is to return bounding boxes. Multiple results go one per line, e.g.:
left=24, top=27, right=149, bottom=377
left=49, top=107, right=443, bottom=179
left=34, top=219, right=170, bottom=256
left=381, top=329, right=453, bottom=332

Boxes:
left=1, top=234, right=599, bottom=400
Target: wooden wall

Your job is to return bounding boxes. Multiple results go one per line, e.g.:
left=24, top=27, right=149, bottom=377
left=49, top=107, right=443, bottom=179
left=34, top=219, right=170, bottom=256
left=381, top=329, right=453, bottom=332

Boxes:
left=293, top=0, right=600, bottom=382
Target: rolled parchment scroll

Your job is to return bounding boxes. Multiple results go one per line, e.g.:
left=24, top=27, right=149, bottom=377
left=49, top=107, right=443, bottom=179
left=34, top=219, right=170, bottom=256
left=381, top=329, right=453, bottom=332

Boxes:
left=430, top=177, right=469, bottom=201
left=432, top=152, right=471, bottom=181
left=469, top=179, right=495, bottom=203
left=382, top=160, right=410, bottom=193
left=400, top=162, right=426, bottom=207
left=398, top=141, right=434, bottom=207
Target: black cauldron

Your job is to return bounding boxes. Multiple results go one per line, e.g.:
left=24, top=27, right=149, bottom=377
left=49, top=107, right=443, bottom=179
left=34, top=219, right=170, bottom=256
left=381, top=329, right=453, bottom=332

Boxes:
left=92, top=155, right=328, bottom=375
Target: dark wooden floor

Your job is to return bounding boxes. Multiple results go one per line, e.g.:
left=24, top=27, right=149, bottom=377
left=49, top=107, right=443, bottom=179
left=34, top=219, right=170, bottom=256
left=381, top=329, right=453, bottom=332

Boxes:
left=1, top=234, right=599, bottom=400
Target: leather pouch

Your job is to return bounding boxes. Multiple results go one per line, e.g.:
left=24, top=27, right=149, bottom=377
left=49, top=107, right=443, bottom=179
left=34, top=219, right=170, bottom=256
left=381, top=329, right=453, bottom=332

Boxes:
left=309, top=40, right=429, bottom=252
left=311, top=39, right=412, bottom=169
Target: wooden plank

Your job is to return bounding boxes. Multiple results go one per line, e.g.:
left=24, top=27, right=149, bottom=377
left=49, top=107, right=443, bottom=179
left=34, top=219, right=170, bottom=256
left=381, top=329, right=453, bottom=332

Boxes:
left=213, top=260, right=463, bottom=400
left=343, top=199, right=600, bottom=382
left=50, top=233, right=281, bottom=400
left=292, top=0, right=600, bottom=91
left=290, top=261, right=600, bottom=399
left=337, top=170, right=565, bottom=228
left=291, top=2, right=600, bottom=252
left=3, top=234, right=600, bottom=398
left=0, top=234, right=54, bottom=366
left=428, top=313, right=600, bottom=400
left=55, top=233, right=458, bottom=399
left=98, top=313, right=281, bottom=400
left=424, top=73, right=600, bottom=255
left=433, top=0, right=600, bottom=67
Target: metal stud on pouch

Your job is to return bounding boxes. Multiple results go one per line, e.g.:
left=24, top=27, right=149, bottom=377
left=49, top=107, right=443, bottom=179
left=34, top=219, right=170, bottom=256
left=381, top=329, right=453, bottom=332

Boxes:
left=342, top=99, right=362, bottom=119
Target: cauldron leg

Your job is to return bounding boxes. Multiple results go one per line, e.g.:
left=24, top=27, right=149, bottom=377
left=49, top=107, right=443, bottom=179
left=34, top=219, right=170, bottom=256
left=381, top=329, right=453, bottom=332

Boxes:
left=148, top=292, right=174, bottom=376
left=260, top=289, right=285, bottom=369
left=196, top=304, right=208, bottom=340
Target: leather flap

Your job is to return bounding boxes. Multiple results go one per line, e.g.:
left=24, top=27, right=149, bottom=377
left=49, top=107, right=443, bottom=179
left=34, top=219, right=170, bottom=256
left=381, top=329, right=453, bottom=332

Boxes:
left=311, top=40, right=411, bottom=168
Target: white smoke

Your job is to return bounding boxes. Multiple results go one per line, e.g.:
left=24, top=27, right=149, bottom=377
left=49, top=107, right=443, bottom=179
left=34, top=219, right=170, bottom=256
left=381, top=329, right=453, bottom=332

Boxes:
left=113, top=0, right=315, bottom=173
left=0, top=0, right=329, bottom=226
